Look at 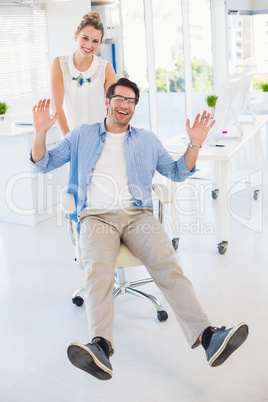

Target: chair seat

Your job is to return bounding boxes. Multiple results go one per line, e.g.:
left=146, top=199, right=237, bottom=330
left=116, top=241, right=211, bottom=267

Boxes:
left=76, top=239, right=143, bottom=270
left=115, top=243, right=142, bottom=268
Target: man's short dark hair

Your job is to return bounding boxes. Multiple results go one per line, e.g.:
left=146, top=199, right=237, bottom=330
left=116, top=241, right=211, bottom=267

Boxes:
left=106, top=78, right=140, bottom=105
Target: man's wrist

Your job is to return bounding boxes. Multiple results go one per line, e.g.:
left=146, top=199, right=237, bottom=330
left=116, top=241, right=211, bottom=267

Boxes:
left=189, top=142, right=202, bottom=151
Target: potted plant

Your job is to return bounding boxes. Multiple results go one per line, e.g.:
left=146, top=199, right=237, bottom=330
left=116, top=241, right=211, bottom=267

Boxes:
left=261, top=83, right=268, bottom=92
left=261, top=83, right=268, bottom=102
left=0, top=101, right=11, bottom=132
left=205, top=94, right=218, bottom=117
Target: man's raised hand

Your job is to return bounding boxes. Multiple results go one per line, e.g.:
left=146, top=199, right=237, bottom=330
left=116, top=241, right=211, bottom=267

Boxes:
left=186, top=111, right=215, bottom=147
left=32, top=99, right=58, bottom=136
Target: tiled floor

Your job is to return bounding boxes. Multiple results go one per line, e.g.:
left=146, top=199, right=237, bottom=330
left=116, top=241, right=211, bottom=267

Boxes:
left=1, top=133, right=268, bottom=401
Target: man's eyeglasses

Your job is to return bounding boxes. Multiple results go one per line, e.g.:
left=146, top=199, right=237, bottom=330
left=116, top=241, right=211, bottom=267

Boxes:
left=109, top=95, right=138, bottom=106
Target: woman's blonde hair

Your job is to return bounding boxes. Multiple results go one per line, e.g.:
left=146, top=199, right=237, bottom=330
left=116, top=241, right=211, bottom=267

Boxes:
left=76, top=12, right=104, bottom=42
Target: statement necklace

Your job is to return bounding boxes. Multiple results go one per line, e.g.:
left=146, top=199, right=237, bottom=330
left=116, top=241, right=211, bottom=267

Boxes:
left=72, top=76, right=91, bottom=86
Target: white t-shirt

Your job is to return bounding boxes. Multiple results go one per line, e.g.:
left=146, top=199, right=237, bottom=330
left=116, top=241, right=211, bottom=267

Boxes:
left=59, top=54, right=107, bottom=130
left=86, top=131, right=134, bottom=210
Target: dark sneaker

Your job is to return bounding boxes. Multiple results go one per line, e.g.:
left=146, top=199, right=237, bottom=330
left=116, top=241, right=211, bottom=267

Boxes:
left=206, top=322, right=249, bottom=367
left=67, top=341, right=113, bottom=380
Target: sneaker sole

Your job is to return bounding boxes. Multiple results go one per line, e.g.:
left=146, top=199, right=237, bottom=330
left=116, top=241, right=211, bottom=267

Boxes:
left=67, top=342, right=113, bottom=380
left=209, top=322, right=249, bottom=367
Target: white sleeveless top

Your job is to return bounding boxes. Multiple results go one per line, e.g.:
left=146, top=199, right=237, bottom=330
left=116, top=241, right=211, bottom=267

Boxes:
left=59, top=54, right=108, bottom=130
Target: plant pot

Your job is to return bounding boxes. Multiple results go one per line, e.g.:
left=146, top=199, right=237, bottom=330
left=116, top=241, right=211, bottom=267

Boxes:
left=0, top=113, right=11, bottom=132
left=261, top=92, right=268, bottom=103
left=208, top=106, right=215, bottom=117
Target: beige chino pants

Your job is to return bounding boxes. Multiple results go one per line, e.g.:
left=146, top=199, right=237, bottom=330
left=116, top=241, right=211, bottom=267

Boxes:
left=79, top=208, right=211, bottom=356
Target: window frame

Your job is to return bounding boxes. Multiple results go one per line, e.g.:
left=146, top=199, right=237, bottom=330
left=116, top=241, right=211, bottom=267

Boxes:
left=0, top=4, right=50, bottom=121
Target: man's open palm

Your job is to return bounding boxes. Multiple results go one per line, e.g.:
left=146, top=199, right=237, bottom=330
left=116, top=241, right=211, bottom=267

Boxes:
left=33, top=99, right=57, bottom=135
left=186, top=111, right=215, bottom=146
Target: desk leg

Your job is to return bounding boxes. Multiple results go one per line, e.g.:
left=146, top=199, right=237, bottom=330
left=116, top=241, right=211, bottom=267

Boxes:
left=218, top=160, right=229, bottom=255
left=253, top=131, right=261, bottom=200
left=254, top=131, right=261, bottom=172
left=212, top=160, right=220, bottom=199
left=159, top=178, right=180, bottom=250
left=170, top=181, right=180, bottom=250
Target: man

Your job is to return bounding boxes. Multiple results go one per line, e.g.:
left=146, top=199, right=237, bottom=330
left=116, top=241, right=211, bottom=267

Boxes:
left=30, top=78, right=248, bottom=381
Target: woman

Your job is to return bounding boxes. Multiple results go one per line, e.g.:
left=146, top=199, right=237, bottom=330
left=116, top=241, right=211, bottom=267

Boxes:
left=51, top=12, right=116, bottom=137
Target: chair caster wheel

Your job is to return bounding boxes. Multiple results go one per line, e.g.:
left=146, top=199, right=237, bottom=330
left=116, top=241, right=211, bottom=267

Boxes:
left=72, top=296, right=84, bottom=306
left=253, top=190, right=259, bottom=200
left=212, top=189, right=219, bottom=199
left=157, top=310, right=168, bottom=321
left=217, top=241, right=228, bottom=255
left=172, top=237, right=179, bottom=251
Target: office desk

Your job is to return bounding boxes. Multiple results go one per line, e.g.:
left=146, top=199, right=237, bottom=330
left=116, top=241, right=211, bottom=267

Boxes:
left=0, top=124, right=67, bottom=226
left=165, top=115, right=268, bottom=254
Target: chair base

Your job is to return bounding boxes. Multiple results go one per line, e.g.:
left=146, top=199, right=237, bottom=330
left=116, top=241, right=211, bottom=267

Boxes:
left=72, top=267, right=168, bottom=322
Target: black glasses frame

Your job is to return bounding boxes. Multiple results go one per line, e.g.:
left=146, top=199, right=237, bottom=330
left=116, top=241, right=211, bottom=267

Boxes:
left=109, top=95, right=138, bottom=105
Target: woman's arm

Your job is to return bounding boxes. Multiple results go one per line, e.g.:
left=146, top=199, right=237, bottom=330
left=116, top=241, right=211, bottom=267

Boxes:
left=50, top=57, right=70, bottom=138
left=104, top=62, right=116, bottom=93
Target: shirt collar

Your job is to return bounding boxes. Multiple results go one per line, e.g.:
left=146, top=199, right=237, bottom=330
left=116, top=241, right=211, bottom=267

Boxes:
left=99, top=119, right=107, bottom=137
left=99, top=119, right=133, bottom=138
left=68, top=54, right=99, bottom=79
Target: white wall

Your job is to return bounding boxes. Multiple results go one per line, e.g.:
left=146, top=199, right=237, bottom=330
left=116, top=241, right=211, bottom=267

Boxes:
left=46, top=0, right=90, bottom=65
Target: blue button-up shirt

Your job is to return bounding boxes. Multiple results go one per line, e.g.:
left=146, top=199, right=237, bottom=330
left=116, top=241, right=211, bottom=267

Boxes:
left=30, top=120, right=196, bottom=222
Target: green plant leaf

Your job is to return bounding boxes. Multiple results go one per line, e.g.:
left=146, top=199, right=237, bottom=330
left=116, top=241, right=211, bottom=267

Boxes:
left=0, top=102, right=8, bottom=115
left=261, top=83, right=268, bottom=92
left=206, top=95, right=218, bottom=107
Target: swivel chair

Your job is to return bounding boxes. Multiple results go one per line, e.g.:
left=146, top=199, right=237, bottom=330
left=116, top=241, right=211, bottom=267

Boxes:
left=61, top=184, right=174, bottom=322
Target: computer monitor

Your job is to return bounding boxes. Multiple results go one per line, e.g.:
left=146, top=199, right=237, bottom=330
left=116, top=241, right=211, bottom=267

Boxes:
left=233, top=70, right=256, bottom=123
left=209, top=76, right=243, bottom=140
left=208, top=71, right=256, bottom=142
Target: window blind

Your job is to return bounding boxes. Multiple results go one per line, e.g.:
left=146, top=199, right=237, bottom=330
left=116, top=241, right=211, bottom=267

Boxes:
left=0, top=5, right=50, bottom=120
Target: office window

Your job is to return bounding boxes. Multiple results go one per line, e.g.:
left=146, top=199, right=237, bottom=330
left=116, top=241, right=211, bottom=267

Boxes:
left=121, top=0, right=213, bottom=141
left=121, top=0, right=150, bottom=130
left=188, top=0, right=213, bottom=114
left=0, top=5, right=50, bottom=121
left=228, top=12, right=268, bottom=88
left=151, top=0, right=186, bottom=141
